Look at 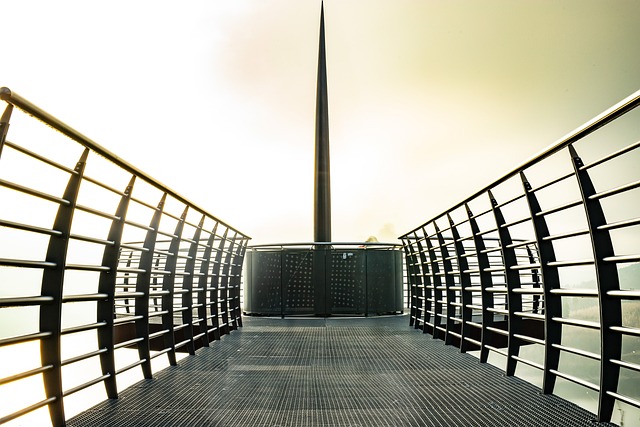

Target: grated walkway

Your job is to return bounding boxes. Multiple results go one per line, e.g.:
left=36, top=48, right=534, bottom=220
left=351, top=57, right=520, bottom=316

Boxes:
left=69, top=315, right=613, bottom=427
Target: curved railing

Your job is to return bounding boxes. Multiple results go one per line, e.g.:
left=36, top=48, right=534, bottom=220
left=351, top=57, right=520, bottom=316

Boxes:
left=0, top=88, right=250, bottom=426
left=400, top=89, right=640, bottom=423
left=245, top=242, right=404, bottom=317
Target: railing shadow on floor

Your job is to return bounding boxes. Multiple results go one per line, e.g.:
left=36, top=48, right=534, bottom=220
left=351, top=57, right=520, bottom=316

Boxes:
left=400, top=88, right=640, bottom=424
left=0, top=88, right=250, bottom=426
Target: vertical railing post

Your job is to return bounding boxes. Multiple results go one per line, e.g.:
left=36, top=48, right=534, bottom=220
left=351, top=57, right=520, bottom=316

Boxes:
left=161, top=206, right=187, bottom=364
left=415, top=231, right=433, bottom=334
left=465, top=204, right=496, bottom=363
left=219, top=231, right=235, bottom=335
left=229, top=236, right=247, bottom=329
left=401, top=236, right=420, bottom=328
left=434, top=223, right=456, bottom=345
left=40, top=148, right=89, bottom=427
left=135, top=193, right=167, bottom=379
left=488, top=190, right=523, bottom=376
left=448, top=214, right=473, bottom=353
left=97, top=175, right=136, bottom=398
left=210, top=228, right=227, bottom=340
left=424, top=233, right=443, bottom=340
left=196, top=221, right=217, bottom=348
left=520, top=172, right=562, bottom=394
left=180, top=211, right=202, bottom=355
left=569, top=145, right=622, bottom=422
left=0, top=103, right=13, bottom=157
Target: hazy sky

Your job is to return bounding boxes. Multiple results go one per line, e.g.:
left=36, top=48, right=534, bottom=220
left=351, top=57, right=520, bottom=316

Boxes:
left=2, top=0, right=639, bottom=244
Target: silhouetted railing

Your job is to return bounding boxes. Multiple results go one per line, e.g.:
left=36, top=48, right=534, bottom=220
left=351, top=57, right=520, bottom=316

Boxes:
left=400, top=89, right=640, bottom=423
left=0, top=88, right=250, bottom=426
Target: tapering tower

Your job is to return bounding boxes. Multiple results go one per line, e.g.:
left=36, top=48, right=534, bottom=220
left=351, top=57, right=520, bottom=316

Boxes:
left=314, top=2, right=331, bottom=242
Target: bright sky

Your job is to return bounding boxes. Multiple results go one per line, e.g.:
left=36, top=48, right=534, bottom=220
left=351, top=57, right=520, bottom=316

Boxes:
left=2, top=0, right=639, bottom=245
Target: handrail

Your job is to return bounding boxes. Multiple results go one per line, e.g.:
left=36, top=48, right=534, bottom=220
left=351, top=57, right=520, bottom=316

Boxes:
left=0, top=87, right=247, bottom=238
left=403, top=88, right=640, bottom=236
left=399, top=89, right=640, bottom=424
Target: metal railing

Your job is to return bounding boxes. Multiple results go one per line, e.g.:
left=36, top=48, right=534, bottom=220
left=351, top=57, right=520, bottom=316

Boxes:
left=0, top=88, right=250, bottom=426
left=400, top=89, right=640, bottom=423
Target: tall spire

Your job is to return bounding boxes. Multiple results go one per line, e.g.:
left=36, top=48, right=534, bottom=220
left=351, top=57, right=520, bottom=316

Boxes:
left=314, top=1, right=331, bottom=242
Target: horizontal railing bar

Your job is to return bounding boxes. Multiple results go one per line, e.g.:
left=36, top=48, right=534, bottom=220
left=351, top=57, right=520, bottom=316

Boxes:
left=61, top=321, right=107, bottom=335
left=113, top=336, right=144, bottom=349
left=500, top=216, right=530, bottom=229
left=607, top=290, right=640, bottom=299
left=65, top=264, right=110, bottom=272
left=581, top=140, right=640, bottom=170
left=552, top=343, right=600, bottom=361
left=528, top=171, right=575, bottom=193
left=552, top=317, right=600, bottom=329
left=0, top=178, right=69, bottom=205
left=123, top=220, right=154, bottom=232
left=598, top=216, right=640, bottom=232
left=609, top=359, right=640, bottom=373
left=116, top=267, right=146, bottom=274
left=485, top=345, right=508, bottom=357
left=0, top=331, right=52, bottom=347
left=505, top=239, right=537, bottom=249
left=494, top=193, right=525, bottom=210
left=610, top=326, right=640, bottom=337
left=606, top=391, right=640, bottom=410
left=547, top=259, right=593, bottom=268
left=550, top=369, right=599, bottom=391
left=119, top=243, right=149, bottom=252
left=69, top=233, right=114, bottom=246
left=0, top=258, right=56, bottom=269
left=603, top=254, right=640, bottom=264
left=61, top=348, right=107, bottom=366
left=63, top=374, right=111, bottom=397
left=74, top=204, right=119, bottom=221
left=148, top=329, right=170, bottom=340
left=590, top=179, right=640, bottom=201
left=0, top=218, right=62, bottom=236
left=542, top=229, right=590, bottom=242
left=536, top=199, right=583, bottom=217
left=0, top=296, right=54, bottom=307
left=0, top=365, right=53, bottom=386
left=550, top=288, right=597, bottom=297
left=0, top=397, right=57, bottom=425
left=514, top=333, right=544, bottom=345
left=512, top=287, right=544, bottom=294
left=486, top=326, right=508, bottom=336
left=510, top=263, right=541, bottom=271
left=515, top=312, right=545, bottom=321
left=511, top=355, right=544, bottom=370
left=115, top=359, right=146, bottom=375
left=4, top=140, right=76, bottom=173
left=62, top=293, right=109, bottom=303
left=81, top=175, right=126, bottom=196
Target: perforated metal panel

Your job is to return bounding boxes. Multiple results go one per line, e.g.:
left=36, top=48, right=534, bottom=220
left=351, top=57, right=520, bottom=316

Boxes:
left=244, top=247, right=403, bottom=316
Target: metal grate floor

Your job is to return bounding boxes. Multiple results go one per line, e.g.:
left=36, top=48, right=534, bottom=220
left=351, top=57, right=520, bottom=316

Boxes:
left=69, top=316, right=613, bottom=427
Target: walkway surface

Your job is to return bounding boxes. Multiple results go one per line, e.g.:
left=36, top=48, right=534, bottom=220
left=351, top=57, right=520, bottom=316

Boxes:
left=69, top=315, right=612, bottom=427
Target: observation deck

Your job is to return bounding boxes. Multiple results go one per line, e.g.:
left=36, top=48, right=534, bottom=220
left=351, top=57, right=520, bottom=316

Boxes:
left=1, top=86, right=640, bottom=426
